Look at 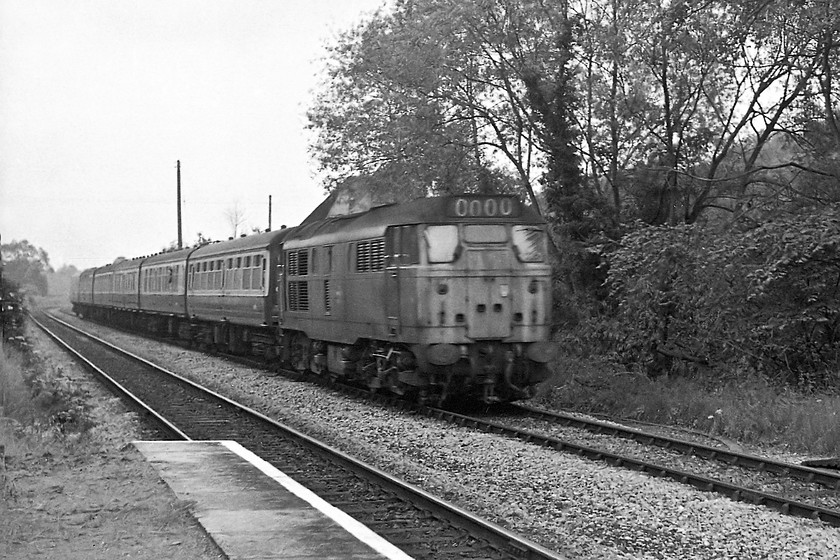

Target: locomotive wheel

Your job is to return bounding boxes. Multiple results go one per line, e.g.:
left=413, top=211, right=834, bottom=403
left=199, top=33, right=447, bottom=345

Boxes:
left=386, top=371, right=405, bottom=396
left=288, top=333, right=310, bottom=379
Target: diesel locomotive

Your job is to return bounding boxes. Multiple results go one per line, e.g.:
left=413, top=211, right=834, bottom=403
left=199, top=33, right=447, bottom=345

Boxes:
left=71, top=192, right=555, bottom=404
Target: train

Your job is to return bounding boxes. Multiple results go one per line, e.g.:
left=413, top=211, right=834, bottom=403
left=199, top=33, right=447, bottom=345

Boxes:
left=70, top=191, right=555, bottom=404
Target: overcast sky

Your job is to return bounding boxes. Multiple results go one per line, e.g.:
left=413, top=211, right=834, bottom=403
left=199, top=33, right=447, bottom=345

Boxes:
left=0, top=0, right=383, bottom=270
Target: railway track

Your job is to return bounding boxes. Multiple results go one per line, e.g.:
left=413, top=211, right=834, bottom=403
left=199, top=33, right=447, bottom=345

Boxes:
left=31, top=310, right=566, bottom=560
left=511, top=403, right=840, bottom=489
left=45, top=309, right=840, bottom=529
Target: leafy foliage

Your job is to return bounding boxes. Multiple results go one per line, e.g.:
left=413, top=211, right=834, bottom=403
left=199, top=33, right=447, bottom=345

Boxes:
left=308, top=0, right=596, bottom=222
left=604, top=208, right=840, bottom=387
left=1, top=239, right=51, bottom=296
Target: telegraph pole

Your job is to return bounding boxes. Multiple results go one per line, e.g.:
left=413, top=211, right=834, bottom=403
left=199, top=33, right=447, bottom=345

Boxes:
left=268, top=195, right=272, bottom=231
left=177, top=160, right=183, bottom=249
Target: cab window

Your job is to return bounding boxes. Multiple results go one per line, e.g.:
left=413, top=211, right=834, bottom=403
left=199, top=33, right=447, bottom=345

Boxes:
left=512, top=226, right=547, bottom=262
left=464, top=225, right=507, bottom=244
left=385, top=226, right=419, bottom=265
left=424, top=225, right=460, bottom=263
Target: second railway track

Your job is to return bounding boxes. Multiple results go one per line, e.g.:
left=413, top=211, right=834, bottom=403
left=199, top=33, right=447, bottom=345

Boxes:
left=417, top=405, right=840, bottom=526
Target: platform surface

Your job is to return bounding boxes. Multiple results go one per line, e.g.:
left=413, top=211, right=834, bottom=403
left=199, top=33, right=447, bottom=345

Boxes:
left=133, top=440, right=414, bottom=560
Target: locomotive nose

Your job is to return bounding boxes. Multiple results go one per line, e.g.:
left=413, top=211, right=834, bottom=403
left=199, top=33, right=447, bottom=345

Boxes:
left=466, top=275, right=511, bottom=339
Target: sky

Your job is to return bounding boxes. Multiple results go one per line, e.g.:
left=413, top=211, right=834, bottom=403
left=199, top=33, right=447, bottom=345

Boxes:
left=0, top=0, right=384, bottom=270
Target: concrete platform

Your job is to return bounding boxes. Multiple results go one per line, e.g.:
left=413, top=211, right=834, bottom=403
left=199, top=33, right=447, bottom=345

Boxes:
left=133, top=440, right=414, bottom=560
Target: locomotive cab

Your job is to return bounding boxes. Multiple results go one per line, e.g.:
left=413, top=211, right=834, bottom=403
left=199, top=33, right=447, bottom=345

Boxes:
left=380, top=195, right=555, bottom=402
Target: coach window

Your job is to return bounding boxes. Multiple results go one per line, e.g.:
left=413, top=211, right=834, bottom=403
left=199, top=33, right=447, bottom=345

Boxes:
left=254, top=255, right=264, bottom=290
left=254, top=255, right=263, bottom=290
left=424, top=225, right=460, bottom=263
left=242, top=255, right=252, bottom=289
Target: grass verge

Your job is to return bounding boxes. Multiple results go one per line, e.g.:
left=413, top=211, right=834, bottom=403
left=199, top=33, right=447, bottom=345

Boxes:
left=1, top=332, right=97, bottom=491
left=535, top=352, right=840, bottom=456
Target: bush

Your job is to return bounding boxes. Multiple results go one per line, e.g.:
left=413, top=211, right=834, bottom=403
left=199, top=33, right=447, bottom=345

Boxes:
left=600, top=207, right=840, bottom=387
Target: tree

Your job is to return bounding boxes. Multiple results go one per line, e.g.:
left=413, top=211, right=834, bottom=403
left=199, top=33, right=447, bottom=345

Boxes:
left=573, top=0, right=836, bottom=227
left=194, top=232, right=213, bottom=246
left=224, top=202, right=248, bottom=239
left=308, top=0, right=591, bottom=221
left=1, top=239, right=51, bottom=296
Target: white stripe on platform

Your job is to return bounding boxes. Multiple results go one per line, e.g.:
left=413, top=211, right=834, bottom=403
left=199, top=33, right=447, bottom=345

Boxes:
left=221, top=440, right=415, bottom=560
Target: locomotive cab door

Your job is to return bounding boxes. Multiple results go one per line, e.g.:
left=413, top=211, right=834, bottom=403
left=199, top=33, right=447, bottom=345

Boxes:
left=385, top=225, right=419, bottom=337
left=273, top=257, right=284, bottom=325
left=384, top=227, right=401, bottom=337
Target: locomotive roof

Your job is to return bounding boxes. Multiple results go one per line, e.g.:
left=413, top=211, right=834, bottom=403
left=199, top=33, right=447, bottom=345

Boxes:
left=286, top=195, right=544, bottom=247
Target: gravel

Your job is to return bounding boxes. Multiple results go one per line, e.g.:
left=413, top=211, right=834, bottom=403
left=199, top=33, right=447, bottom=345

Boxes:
left=57, top=313, right=840, bottom=560
left=480, top=412, right=840, bottom=512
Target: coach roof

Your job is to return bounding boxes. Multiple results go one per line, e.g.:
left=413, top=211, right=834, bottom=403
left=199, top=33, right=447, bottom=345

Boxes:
left=189, top=226, right=297, bottom=260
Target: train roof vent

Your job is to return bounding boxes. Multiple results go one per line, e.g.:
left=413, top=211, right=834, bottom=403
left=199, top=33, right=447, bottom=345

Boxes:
left=301, top=177, right=397, bottom=224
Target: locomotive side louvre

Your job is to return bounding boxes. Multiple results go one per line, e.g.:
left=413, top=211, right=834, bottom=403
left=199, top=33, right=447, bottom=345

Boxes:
left=282, top=224, right=389, bottom=343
